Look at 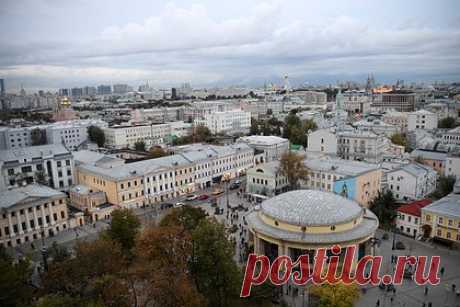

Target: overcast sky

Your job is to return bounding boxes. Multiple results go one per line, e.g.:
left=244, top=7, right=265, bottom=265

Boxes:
left=1, top=0, right=459, bottom=92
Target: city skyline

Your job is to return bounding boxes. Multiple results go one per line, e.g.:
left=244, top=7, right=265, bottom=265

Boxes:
left=1, top=0, right=460, bottom=91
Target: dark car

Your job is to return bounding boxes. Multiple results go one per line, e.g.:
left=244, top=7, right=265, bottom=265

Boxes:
left=229, top=182, right=240, bottom=190
left=160, top=203, right=173, bottom=210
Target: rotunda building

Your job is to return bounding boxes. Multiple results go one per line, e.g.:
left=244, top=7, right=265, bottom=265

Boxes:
left=246, top=190, right=379, bottom=262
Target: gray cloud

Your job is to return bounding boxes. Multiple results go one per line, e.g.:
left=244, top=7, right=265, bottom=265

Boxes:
left=0, top=0, right=459, bottom=91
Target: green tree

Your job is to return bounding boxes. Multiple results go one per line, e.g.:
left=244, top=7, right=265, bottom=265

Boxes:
left=35, top=170, right=48, bottom=185
left=310, top=283, right=361, bottom=307
left=31, top=128, right=47, bottom=146
left=438, top=116, right=458, bottom=129
left=87, top=126, right=105, bottom=147
left=191, top=219, right=241, bottom=307
left=193, top=125, right=211, bottom=141
left=250, top=118, right=259, bottom=135
left=369, top=190, right=397, bottom=230
left=279, top=151, right=309, bottom=190
left=430, top=175, right=456, bottom=200
left=106, top=209, right=141, bottom=253
left=0, top=246, right=33, bottom=307
left=134, top=140, right=146, bottom=151
left=160, top=206, right=207, bottom=232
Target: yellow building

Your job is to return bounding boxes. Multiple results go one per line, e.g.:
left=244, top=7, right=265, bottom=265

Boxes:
left=76, top=154, right=196, bottom=209
left=421, top=192, right=460, bottom=247
left=246, top=190, right=379, bottom=262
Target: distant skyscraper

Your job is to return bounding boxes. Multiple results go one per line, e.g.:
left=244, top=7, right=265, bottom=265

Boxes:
left=83, top=86, right=97, bottom=96
left=71, top=87, right=83, bottom=98
left=113, top=83, right=129, bottom=94
left=59, top=88, right=70, bottom=97
left=97, top=84, right=112, bottom=95
left=0, top=79, right=4, bottom=95
left=171, top=87, right=177, bottom=100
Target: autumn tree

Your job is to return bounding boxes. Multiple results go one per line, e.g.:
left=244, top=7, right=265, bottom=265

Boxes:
left=310, top=282, right=361, bottom=307
left=280, top=151, right=309, bottom=190
left=135, top=226, right=205, bottom=307
left=41, top=239, right=131, bottom=307
left=106, top=209, right=141, bottom=253
left=149, top=147, right=168, bottom=158
left=390, top=133, right=408, bottom=150
left=87, top=126, right=105, bottom=147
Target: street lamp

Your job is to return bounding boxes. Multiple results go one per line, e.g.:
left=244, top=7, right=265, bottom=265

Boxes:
left=392, top=213, right=402, bottom=250
left=40, top=224, right=48, bottom=271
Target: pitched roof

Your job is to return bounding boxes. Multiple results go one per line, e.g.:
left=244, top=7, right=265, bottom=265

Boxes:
left=397, top=199, right=432, bottom=217
left=0, top=184, right=65, bottom=209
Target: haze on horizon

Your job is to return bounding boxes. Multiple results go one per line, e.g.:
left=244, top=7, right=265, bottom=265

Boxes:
left=1, top=0, right=459, bottom=92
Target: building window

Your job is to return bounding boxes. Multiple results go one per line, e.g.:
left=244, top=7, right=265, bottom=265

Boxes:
left=438, top=217, right=443, bottom=224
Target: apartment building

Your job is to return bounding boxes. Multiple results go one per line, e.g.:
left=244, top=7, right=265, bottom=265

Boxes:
left=407, top=110, right=438, bottom=132
left=0, top=144, right=74, bottom=191
left=246, top=161, right=288, bottom=197
left=396, top=199, right=432, bottom=238
left=194, top=109, right=251, bottom=134
left=307, top=128, right=338, bottom=155
left=303, top=158, right=382, bottom=207
left=386, top=163, right=437, bottom=201
left=103, top=123, right=171, bottom=149
left=337, top=130, right=390, bottom=163
left=382, top=111, right=408, bottom=133
left=0, top=184, right=69, bottom=248
left=410, top=149, right=447, bottom=175
left=442, top=127, right=460, bottom=146
left=372, top=91, right=416, bottom=112
left=421, top=192, right=460, bottom=247
left=445, top=153, right=460, bottom=178
left=237, top=135, right=289, bottom=163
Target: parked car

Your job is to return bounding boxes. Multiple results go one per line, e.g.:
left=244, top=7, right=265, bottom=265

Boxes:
left=185, top=194, right=198, bottom=201
left=212, top=189, right=224, bottom=196
left=174, top=202, right=185, bottom=208
left=229, top=182, right=240, bottom=190
left=197, top=194, right=209, bottom=200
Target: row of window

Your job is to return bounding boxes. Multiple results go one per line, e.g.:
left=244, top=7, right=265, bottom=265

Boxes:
left=0, top=224, right=67, bottom=247
left=1, top=199, right=64, bottom=220
left=1, top=211, right=66, bottom=238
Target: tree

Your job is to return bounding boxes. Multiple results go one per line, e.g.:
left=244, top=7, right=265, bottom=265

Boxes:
left=149, top=147, right=168, bottom=158
left=135, top=226, right=205, bottom=307
left=106, top=209, right=141, bottom=253
left=191, top=219, right=241, bottom=307
left=134, top=140, right=146, bottom=152
left=31, top=128, right=47, bottom=146
left=41, top=239, right=131, bottom=307
left=35, top=170, right=48, bottom=185
left=87, top=126, right=105, bottom=147
left=310, top=282, right=361, bottom=307
left=250, top=118, right=259, bottom=135
left=0, top=246, right=33, bottom=307
left=391, top=133, right=407, bottom=149
left=369, top=190, right=397, bottom=230
left=438, top=116, right=458, bottom=129
left=193, top=125, right=211, bottom=141
left=430, top=175, right=455, bottom=200
left=160, top=206, right=207, bottom=232
left=303, top=119, right=317, bottom=132
left=280, top=151, right=309, bottom=190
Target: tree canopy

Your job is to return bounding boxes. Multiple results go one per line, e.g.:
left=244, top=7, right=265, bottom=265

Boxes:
left=134, top=140, right=146, bottom=152
left=280, top=151, right=309, bottom=190
left=310, top=282, right=361, bottom=307
left=438, top=116, right=458, bottom=129
left=369, top=190, right=397, bottom=230
left=105, top=209, right=141, bottom=253
left=430, top=175, right=455, bottom=200
left=87, top=126, right=105, bottom=147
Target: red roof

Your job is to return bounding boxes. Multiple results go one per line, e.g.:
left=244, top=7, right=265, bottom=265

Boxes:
left=397, top=199, right=432, bottom=217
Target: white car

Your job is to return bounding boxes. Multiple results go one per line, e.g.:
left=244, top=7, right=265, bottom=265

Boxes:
left=185, top=194, right=198, bottom=201
left=174, top=202, right=185, bottom=208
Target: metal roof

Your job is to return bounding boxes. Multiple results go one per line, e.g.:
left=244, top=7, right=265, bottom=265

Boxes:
left=0, top=184, right=65, bottom=209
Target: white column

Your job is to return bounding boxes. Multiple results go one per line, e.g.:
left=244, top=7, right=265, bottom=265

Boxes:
left=24, top=209, right=32, bottom=232
left=32, top=207, right=39, bottom=230
left=7, top=213, right=14, bottom=237
left=48, top=203, right=56, bottom=226
left=17, top=212, right=24, bottom=235
left=40, top=205, right=48, bottom=227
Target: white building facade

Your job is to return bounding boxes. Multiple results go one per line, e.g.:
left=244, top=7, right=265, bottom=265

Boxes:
left=195, top=109, right=251, bottom=134
left=407, top=110, right=438, bottom=132
left=386, top=163, right=437, bottom=201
